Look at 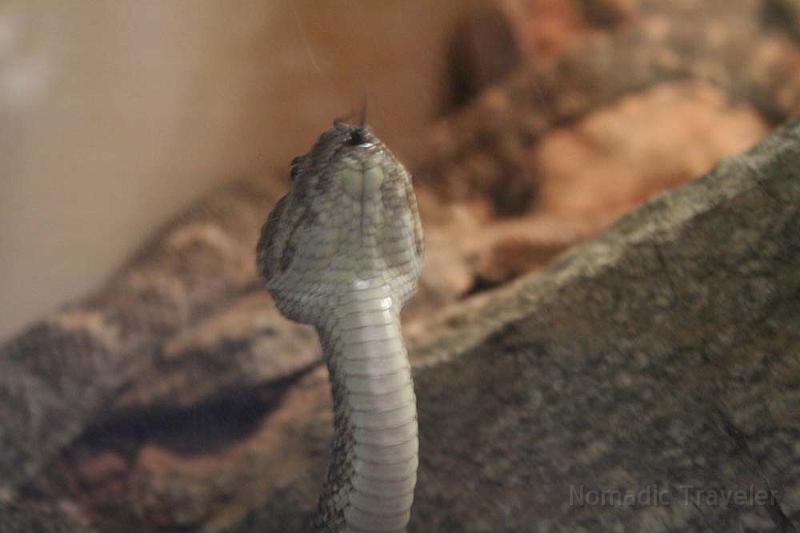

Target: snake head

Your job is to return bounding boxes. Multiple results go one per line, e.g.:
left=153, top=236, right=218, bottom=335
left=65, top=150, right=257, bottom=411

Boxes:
left=256, top=122, right=423, bottom=325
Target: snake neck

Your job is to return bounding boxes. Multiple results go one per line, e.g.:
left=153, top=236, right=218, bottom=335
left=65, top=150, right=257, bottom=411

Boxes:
left=313, top=280, right=418, bottom=533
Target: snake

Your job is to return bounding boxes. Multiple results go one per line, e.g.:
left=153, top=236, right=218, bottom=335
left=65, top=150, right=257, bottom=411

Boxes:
left=256, top=122, right=424, bottom=532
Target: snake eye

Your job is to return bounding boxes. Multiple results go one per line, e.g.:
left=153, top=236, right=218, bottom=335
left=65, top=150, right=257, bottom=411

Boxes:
left=289, top=156, right=303, bottom=181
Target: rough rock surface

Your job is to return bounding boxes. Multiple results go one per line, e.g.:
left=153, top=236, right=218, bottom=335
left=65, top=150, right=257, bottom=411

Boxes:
left=0, top=181, right=288, bottom=493
left=417, top=0, right=800, bottom=213
left=0, top=500, right=87, bottom=533
left=411, top=117, right=800, bottom=532
left=532, top=81, right=767, bottom=220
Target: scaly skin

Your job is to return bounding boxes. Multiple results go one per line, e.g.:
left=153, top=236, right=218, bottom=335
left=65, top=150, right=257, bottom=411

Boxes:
left=256, top=123, right=423, bottom=532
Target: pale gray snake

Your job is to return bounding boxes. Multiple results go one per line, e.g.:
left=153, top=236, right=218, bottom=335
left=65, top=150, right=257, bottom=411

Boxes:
left=257, top=122, right=423, bottom=532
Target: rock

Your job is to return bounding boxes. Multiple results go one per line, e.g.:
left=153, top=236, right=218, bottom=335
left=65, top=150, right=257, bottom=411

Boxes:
left=532, top=81, right=767, bottom=220
left=115, top=291, right=318, bottom=410
left=412, top=0, right=800, bottom=211
left=414, top=79, right=769, bottom=290
left=68, top=369, right=331, bottom=532
left=458, top=80, right=768, bottom=289
left=0, top=500, right=89, bottom=533
left=407, top=115, right=800, bottom=533
left=0, top=180, right=283, bottom=493
left=470, top=213, right=596, bottom=288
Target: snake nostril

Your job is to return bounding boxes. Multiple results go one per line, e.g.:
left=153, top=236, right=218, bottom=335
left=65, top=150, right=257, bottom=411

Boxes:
left=347, top=128, right=366, bottom=146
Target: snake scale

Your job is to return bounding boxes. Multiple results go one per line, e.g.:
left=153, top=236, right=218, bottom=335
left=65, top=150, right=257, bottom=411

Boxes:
left=257, top=122, right=424, bottom=532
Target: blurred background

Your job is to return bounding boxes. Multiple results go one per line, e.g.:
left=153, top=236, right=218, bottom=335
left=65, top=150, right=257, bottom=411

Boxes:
left=0, top=0, right=478, bottom=340
left=4, top=0, right=797, bottom=340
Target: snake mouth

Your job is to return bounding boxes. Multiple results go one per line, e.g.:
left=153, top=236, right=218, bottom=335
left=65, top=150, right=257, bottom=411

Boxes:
left=341, top=164, right=385, bottom=202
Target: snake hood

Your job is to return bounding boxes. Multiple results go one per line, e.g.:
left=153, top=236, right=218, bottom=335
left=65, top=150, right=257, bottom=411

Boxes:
left=257, top=122, right=423, bottom=326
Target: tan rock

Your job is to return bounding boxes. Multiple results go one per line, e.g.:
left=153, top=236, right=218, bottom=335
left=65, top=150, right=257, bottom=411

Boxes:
left=533, top=81, right=767, bottom=221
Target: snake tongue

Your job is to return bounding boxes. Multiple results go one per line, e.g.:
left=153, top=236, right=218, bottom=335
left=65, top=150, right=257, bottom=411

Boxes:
left=342, top=166, right=384, bottom=202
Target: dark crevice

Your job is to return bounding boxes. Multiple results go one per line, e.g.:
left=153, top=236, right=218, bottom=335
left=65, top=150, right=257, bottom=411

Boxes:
left=464, top=275, right=506, bottom=297
left=761, top=0, right=800, bottom=41
left=75, top=361, right=320, bottom=458
left=442, top=4, right=521, bottom=114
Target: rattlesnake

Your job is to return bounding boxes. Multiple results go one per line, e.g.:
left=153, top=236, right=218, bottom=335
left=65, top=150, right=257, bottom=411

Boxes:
left=257, top=122, right=423, bottom=532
